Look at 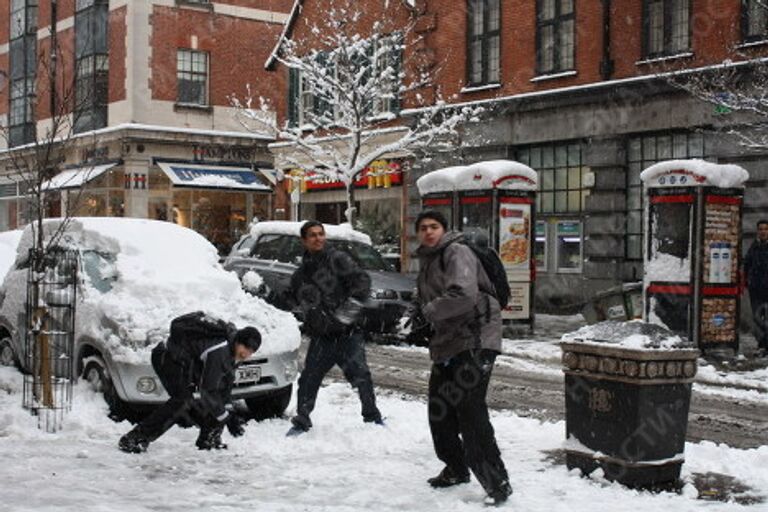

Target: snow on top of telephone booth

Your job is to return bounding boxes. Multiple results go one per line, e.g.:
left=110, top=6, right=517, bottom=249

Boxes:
left=416, top=166, right=466, bottom=196
left=458, top=160, right=538, bottom=191
left=640, top=159, right=749, bottom=189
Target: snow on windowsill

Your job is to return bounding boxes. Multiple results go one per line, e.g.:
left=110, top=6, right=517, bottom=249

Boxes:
left=460, top=83, right=502, bottom=94
left=635, top=52, right=694, bottom=66
left=530, top=70, right=577, bottom=83
left=736, top=38, right=768, bottom=49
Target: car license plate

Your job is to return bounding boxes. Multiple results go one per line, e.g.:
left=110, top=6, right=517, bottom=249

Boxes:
left=236, top=365, right=261, bottom=384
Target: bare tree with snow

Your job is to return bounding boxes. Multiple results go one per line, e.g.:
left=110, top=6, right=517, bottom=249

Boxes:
left=231, top=0, right=481, bottom=226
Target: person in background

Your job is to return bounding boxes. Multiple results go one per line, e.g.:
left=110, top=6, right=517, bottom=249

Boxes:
left=744, top=219, right=768, bottom=357
left=285, top=220, right=383, bottom=436
left=414, top=210, right=512, bottom=507
left=118, top=313, right=262, bottom=453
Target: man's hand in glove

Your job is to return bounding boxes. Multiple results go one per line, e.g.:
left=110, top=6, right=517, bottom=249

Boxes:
left=226, top=413, right=246, bottom=438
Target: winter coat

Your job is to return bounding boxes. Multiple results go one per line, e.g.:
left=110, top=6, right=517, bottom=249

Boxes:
left=416, top=231, right=502, bottom=363
left=164, top=335, right=236, bottom=422
left=745, top=239, right=768, bottom=295
left=289, top=246, right=371, bottom=338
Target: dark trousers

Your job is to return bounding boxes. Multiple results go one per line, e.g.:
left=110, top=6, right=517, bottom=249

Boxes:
left=428, top=350, right=508, bottom=493
left=295, top=329, right=381, bottom=425
left=139, top=344, right=212, bottom=440
left=750, top=289, right=768, bottom=350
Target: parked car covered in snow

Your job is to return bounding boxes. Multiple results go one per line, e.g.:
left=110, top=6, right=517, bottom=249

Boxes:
left=223, top=221, right=415, bottom=337
left=0, top=218, right=301, bottom=420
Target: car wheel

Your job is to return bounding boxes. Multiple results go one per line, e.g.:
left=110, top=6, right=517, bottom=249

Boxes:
left=82, top=356, right=133, bottom=422
left=0, top=337, right=17, bottom=367
left=244, top=384, right=293, bottom=421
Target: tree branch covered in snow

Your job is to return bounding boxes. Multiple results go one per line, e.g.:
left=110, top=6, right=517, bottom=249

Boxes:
left=231, top=0, right=482, bottom=225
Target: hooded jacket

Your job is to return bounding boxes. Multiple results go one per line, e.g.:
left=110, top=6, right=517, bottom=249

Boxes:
left=289, top=246, right=371, bottom=338
left=416, top=231, right=502, bottom=363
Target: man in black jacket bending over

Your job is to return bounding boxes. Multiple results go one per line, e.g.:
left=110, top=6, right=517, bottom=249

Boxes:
left=287, top=221, right=383, bottom=436
left=118, top=312, right=262, bottom=453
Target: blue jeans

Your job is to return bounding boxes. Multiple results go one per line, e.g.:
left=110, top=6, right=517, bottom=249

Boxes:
left=294, top=329, right=381, bottom=427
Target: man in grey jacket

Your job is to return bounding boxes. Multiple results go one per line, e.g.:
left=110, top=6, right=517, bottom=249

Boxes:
left=414, top=210, right=512, bottom=506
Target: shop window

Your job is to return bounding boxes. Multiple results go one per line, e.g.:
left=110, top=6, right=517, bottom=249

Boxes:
left=8, top=0, right=37, bottom=147
left=535, top=220, right=548, bottom=271
left=743, top=0, right=768, bottom=42
left=536, top=0, right=575, bottom=74
left=467, top=0, right=501, bottom=86
left=177, top=49, right=209, bottom=106
left=626, top=132, right=705, bottom=260
left=74, top=0, right=109, bottom=133
left=643, top=0, right=690, bottom=58
left=517, top=142, right=587, bottom=214
left=556, top=220, right=582, bottom=273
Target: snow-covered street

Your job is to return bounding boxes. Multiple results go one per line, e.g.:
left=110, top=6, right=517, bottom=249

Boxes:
left=0, top=366, right=765, bottom=511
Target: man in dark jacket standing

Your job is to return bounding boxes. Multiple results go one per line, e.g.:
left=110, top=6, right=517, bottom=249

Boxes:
left=287, top=221, right=383, bottom=435
left=414, top=210, right=512, bottom=506
left=118, top=313, right=262, bottom=453
left=745, top=220, right=768, bottom=356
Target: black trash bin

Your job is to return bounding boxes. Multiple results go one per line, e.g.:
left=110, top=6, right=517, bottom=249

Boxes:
left=560, top=321, right=699, bottom=489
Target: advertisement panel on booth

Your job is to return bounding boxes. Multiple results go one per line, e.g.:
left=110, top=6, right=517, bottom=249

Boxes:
left=498, top=200, right=531, bottom=320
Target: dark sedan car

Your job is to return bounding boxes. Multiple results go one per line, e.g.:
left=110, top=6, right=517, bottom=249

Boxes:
left=224, top=222, right=415, bottom=337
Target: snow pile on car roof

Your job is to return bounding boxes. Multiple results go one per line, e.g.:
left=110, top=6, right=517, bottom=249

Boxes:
left=0, top=230, right=23, bottom=283
left=15, top=218, right=300, bottom=363
left=250, top=220, right=372, bottom=245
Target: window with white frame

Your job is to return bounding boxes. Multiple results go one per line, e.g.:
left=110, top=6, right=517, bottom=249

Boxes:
left=467, top=0, right=501, bottom=86
left=743, top=0, right=768, bottom=42
left=537, top=0, right=575, bottom=74
left=643, top=0, right=690, bottom=58
left=177, top=49, right=209, bottom=106
left=625, top=132, right=705, bottom=260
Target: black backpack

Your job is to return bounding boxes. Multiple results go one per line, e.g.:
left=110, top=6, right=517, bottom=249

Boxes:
left=441, top=240, right=511, bottom=309
left=168, top=311, right=233, bottom=347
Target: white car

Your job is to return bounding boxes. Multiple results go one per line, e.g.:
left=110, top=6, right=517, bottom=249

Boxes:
left=0, top=218, right=301, bottom=420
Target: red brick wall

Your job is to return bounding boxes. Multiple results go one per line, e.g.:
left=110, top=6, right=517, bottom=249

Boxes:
left=109, top=6, right=127, bottom=105
left=150, top=5, right=286, bottom=108
left=214, top=0, right=293, bottom=10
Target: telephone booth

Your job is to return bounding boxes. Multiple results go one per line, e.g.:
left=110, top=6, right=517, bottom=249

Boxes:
left=641, top=160, right=749, bottom=355
left=416, top=160, right=538, bottom=327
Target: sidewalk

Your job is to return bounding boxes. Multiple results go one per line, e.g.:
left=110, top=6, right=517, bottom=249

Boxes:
left=502, top=314, right=768, bottom=395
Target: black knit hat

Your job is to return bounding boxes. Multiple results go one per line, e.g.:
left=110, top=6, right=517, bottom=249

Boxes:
left=414, top=210, right=449, bottom=232
left=233, top=326, right=262, bottom=352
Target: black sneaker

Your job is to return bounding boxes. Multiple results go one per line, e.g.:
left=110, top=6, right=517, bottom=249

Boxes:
left=286, top=415, right=311, bottom=437
left=196, top=425, right=228, bottom=450
left=118, top=427, right=150, bottom=454
left=427, top=466, right=471, bottom=488
left=484, top=481, right=513, bottom=506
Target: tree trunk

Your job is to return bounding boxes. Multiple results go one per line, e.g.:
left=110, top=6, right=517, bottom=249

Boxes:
left=346, top=183, right=357, bottom=227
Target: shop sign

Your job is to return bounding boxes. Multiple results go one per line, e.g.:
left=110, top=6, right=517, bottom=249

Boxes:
left=303, top=161, right=403, bottom=191
left=192, top=144, right=256, bottom=162
left=504, top=282, right=530, bottom=320
left=498, top=202, right=531, bottom=276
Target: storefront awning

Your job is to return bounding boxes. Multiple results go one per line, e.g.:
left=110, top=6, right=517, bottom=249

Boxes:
left=157, top=162, right=271, bottom=191
left=42, top=163, right=118, bottom=191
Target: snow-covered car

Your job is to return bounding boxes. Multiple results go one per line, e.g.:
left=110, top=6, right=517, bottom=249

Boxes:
left=0, top=218, right=301, bottom=420
left=223, top=221, right=415, bottom=337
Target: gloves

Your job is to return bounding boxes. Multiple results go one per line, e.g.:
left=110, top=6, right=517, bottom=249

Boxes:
left=196, top=423, right=227, bottom=450
left=226, top=413, right=246, bottom=438
left=334, top=298, right=364, bottom=326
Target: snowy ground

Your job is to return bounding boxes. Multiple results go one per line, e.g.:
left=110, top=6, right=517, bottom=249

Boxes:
left=0, top=367, right=765, bottom=511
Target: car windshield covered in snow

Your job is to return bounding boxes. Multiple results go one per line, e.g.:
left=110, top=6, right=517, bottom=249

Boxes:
left=81, top=250, right=118, bottom=293
left=251, top=234, right=393, bottom=272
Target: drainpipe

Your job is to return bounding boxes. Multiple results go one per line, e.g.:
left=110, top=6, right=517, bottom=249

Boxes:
left=600, top=0, right=614, bottom=80
left=50, top=0, right=58, bottom=117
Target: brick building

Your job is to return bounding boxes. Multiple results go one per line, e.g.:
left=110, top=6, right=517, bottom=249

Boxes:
left=0, top=0, right=292, bottom=253
left=402, top=0, right=768, bottom=311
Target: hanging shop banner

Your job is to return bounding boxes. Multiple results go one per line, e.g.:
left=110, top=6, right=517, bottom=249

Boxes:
left=498, top=201, right=531, bottom=278
left=304, top=161, right=403, bottom=191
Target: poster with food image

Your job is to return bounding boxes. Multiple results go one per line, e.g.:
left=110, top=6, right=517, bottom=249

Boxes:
left=498, top=203, right=531, bottom=276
